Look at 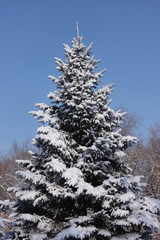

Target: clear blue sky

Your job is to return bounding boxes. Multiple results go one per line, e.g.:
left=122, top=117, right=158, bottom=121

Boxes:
left=0, top=0, right=160, bottom=153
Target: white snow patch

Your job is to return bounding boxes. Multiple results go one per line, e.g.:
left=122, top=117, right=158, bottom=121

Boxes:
left=62, top=167, right=83, bottom=187
left=44, top=158, right=66, bottom=173
left=112, top=209, right=129, bottom=217
left=30, top=234, right=47, bottom=240
left=98, top=229, right=111, bottom=237
left=54, top=224, right=97, bottom=240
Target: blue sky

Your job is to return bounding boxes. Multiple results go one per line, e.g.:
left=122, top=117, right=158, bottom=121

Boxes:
left=0, top=0, right=160, bottom=153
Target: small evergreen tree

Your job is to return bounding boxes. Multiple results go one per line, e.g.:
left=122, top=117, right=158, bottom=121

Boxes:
left=8, top=25, right=160, bottom=240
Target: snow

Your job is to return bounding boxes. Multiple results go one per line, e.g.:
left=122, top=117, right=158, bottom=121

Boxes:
left=30, top=110, right=51, bottom=123
left=138, top=210, right=160, bottom=228
left=114, top=150, right=126, bottom=159
left=84, top=42, right=93, bottom=56
left=98, top=229, right=111, bottom=237
left=8, top=186, right=21, bottom=194
left=103, top=200, right=112, bottom=209
left=45, top=181, right=75, bottom=199
left=54, top=224, right=97, bottom=240
left=115, top=220, right=130, bottom=226
left=16, top=159, right=31, bottom=165
left=37, top=220, right=52, bottom=231
left=127, top=216, right=140, bottom=226
left=44, top=157, right=66, bottom=173
left=30, top=234, right=47, bottom=240
left=0, top=199, right=14, bottom=210
left=16, top=170, right=45, bottom=184
left=62, top=167, right=83, bottom=187
left=35, top=103, right=49, bottom=110
left=20, top=213, right=38, bottom=223
left=37, top=129, right=65, bottom=148
left=119, top=191, right=135, bottom=203
left=33, top=195, right=48, bottom=207
left=112, top=209, right=129, bottom=217
left=36, top=128, right=71, bottom=158
left=76, top=178, right=105, bottom=197
left=20, top=214, right=53, bottom=232
left=47, top=91, right=61, bottom=103
left=69, top=216, right=91, bottom=225
left=142, top=197, right=160, bottom=214
left=16, top=190, right=40, bottom=201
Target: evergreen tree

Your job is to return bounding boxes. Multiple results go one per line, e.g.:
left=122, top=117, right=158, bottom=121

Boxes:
left=8, top=25, right=160, bottom=240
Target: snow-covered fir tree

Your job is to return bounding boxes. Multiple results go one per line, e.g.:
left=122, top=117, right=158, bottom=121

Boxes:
left=7, top=25, right=160, bottom=240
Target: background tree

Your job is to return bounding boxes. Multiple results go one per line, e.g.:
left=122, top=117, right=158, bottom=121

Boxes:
left=127, top=123, right=160, bottom=199
left=119, top=107, right=141, bottom=137
left=0, top=140, right=33, bottom=237
left=0, top=139, right=32, bottom=200
left=125, top=123, right=160, bottom=240
left=119, top=108, right=160, bottom=199
left=145, top=123, right=160, bottom=198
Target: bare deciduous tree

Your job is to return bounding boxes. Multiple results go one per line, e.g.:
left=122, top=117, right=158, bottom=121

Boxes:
left=126, top=123, right=160, bottom=199
left=0, top=139, right=32, bottom=200
left=118, top=106, right=141, bottom=136
left=143, top=123, right=160, bottom=198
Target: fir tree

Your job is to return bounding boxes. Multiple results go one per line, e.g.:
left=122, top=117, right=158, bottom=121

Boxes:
left=8, top=25, right=160, bottom=240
